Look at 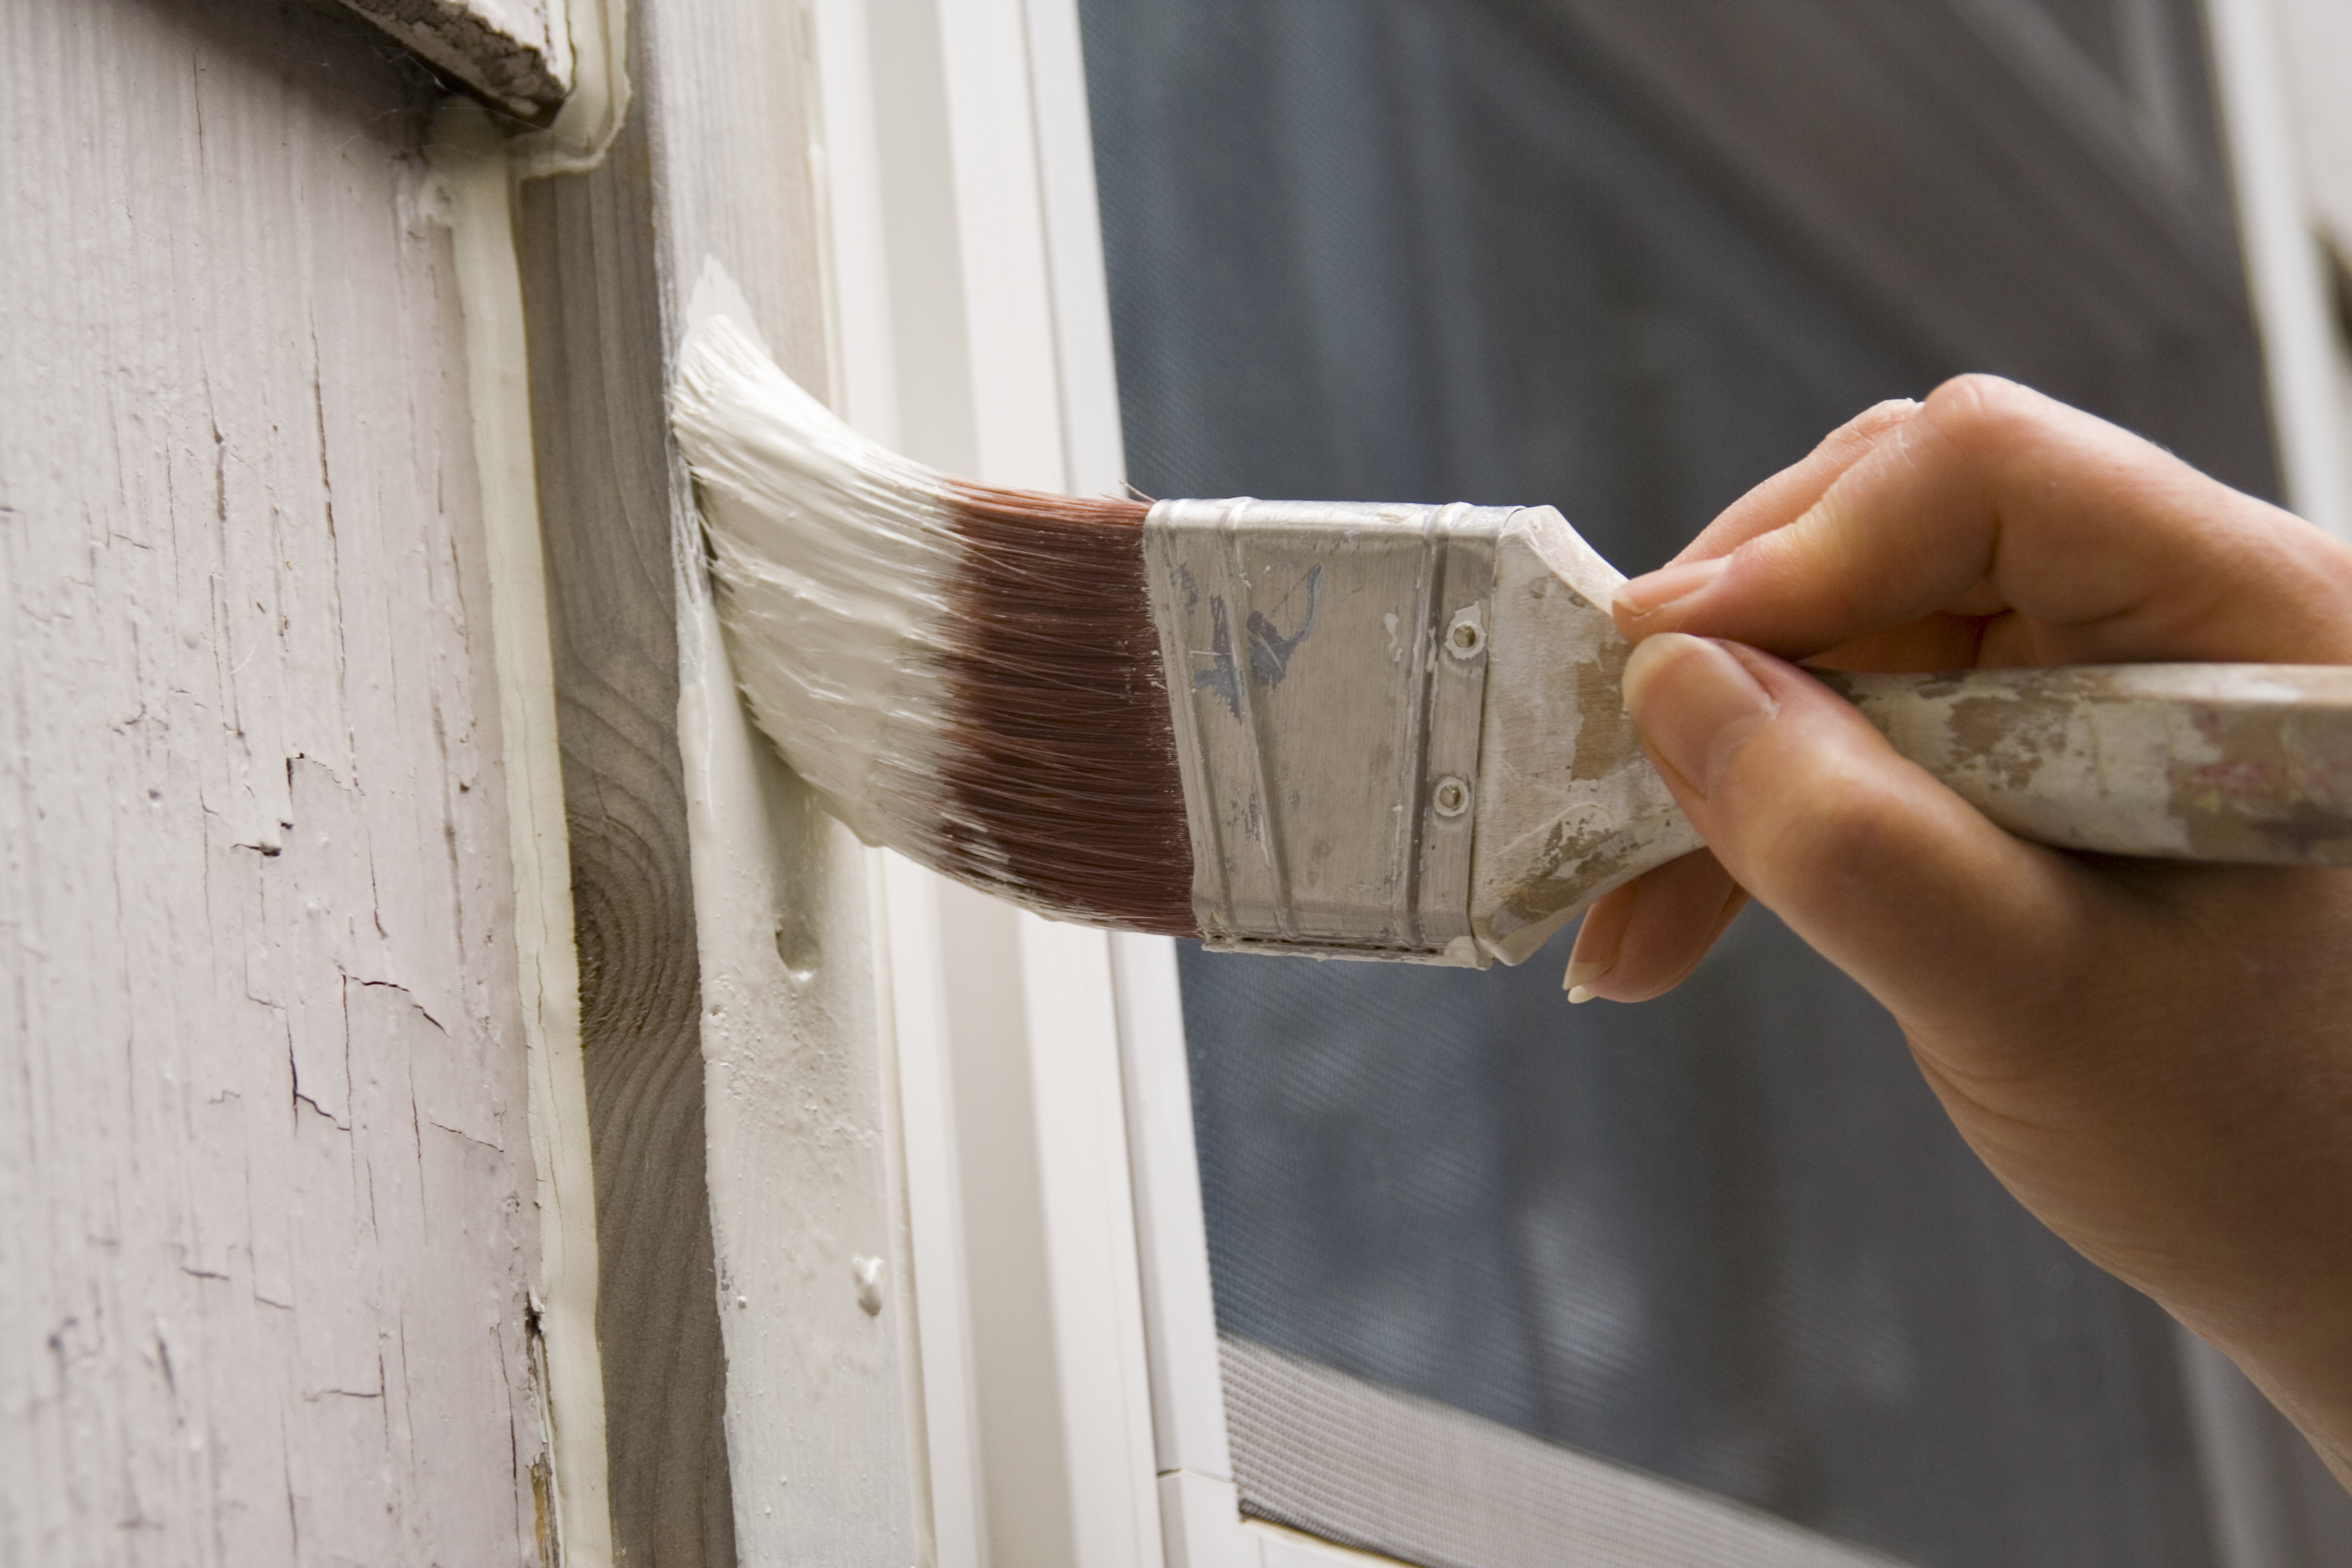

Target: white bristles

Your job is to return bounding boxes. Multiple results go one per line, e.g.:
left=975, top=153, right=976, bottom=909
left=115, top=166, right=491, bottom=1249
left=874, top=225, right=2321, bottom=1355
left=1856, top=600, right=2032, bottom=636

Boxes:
left=670, top=315, right=1192, bottom=934
left=670, top=314, right=956, bottom=852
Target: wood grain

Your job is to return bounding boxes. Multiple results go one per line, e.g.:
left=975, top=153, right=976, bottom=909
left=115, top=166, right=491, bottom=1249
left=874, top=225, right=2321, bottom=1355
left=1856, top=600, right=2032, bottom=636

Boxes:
left=630, top=0, right=934, bottom=1546
left=0, top=0, right=542, bottom=1560
left=519, top=0, right=931, bottom=1561
left=517, top=76, right=738, bottom=1567
left=514, top=0, right=934, bottom=1559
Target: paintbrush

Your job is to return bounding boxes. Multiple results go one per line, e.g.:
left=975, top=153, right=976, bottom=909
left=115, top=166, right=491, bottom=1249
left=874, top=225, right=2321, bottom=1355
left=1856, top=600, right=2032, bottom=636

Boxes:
left=670, top=314, right=2352, bottom=969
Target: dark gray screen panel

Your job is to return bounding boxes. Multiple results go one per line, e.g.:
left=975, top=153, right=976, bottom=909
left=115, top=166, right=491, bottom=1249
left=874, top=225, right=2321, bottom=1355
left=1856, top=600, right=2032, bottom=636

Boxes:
left=1079, top=1, right=2271, bottom=1565
left=1083, top=0, right=1938, bottom=574
left=1177, top=920, right=2211, bottom=1567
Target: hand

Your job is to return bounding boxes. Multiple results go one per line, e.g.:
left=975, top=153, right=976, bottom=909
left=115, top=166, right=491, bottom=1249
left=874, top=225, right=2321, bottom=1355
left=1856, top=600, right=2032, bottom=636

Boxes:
left=1567, top=375, right=2352, bottom=1483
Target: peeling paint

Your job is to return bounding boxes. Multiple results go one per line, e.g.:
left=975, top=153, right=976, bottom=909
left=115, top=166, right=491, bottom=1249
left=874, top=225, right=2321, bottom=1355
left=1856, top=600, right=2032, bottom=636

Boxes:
left=0, top=3, right=544, bottom=1560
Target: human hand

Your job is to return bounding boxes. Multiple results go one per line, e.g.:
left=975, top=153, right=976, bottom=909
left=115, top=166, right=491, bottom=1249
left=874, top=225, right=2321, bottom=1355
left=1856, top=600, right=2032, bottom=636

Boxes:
left=1565, top=375, right=2352, bottom=1482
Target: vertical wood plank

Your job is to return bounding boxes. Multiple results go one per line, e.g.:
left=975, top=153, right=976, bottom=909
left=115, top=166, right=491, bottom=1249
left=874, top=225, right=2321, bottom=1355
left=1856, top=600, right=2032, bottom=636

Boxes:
left=517, top=65, right=738, bottom=1565
left=517, top=0, right=928, bottom=1560
left=638, top=0, right=931, bottom=1544
left=640, top=0, right=930, bottom=1550
left=0, top=0, right=542, bottom=1560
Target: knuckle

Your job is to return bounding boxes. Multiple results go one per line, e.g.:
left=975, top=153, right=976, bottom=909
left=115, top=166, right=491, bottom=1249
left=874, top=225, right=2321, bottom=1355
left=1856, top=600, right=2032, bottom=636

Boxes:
left=1726, top=738, right=1916, bottom=885
left=1921, top=373, right=2043, bottom=455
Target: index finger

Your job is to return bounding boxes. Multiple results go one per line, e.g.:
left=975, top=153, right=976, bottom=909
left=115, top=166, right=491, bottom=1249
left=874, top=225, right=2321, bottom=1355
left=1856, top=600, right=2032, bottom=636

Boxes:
left=1669, top=397, right=1923, bottom=565
left=1618, top=376, right=2352, bottom=666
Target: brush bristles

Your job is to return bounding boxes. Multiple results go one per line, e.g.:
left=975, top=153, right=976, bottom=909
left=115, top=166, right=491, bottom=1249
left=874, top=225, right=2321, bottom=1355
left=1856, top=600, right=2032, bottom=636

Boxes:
left=938, top=484, right=1196, bottom=933
left=671, top=314, right=1196, bottom=935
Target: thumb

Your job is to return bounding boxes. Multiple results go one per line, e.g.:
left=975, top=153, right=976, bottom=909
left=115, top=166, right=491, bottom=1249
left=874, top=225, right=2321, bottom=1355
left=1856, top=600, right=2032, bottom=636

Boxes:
left=1619, top=634, right=2094, bottom=1028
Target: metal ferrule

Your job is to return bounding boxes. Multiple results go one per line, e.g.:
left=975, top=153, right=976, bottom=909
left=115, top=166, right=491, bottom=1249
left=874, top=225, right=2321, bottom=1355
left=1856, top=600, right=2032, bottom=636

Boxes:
left=1143, top=498, right=1509, bottom=964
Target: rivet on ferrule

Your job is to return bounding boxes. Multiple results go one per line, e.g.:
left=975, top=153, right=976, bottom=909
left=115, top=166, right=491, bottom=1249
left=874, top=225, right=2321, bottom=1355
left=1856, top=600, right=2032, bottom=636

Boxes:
left=1142, top=498, right=1507, bottom=962
left=1446, top=606, right=1486, bottom=659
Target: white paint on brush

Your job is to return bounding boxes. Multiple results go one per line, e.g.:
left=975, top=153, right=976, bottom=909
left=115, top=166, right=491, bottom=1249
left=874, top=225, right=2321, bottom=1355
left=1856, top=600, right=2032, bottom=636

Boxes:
left=672, top=315, right=957, bottom=852
left=676, top=268, right=928, bottom=1566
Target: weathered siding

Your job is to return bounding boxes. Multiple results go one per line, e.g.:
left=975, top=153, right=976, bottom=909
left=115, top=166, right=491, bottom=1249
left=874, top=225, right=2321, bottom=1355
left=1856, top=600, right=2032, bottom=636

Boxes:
left=0, top=1, right=542, bottom=1561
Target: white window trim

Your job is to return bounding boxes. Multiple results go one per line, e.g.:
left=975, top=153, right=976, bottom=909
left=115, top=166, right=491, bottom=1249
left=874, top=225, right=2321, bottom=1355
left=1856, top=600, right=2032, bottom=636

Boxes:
left=808, top=2, right=2352, bottom=1565
left=811, top=5, right=1161, bottom=1567
left=2206, top=0, right=2352, bottom=541
left=811, top=4, right=1933, bottom=1562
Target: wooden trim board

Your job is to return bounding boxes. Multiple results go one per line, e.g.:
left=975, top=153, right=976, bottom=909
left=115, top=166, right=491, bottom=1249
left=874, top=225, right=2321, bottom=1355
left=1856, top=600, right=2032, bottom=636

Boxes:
left=803, top=2, right=1170, bottom=1564
left=432, top=99, right=616, bottom=1568
left=514, top=0, right=930, bottom=1562
left=512, top=75, right=732, bottom=1568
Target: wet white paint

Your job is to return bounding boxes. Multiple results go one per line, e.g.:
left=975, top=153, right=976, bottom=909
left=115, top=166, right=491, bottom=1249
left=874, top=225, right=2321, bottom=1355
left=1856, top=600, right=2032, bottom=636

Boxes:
left=672, top=316, right=958, bottom=851
left=678, top=273, right=926, bottom=1566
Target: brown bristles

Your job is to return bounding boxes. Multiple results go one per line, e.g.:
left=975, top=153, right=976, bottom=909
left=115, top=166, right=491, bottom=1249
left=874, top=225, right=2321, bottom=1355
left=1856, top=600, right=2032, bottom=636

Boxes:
left=936, top=482, right=1197, bottom=935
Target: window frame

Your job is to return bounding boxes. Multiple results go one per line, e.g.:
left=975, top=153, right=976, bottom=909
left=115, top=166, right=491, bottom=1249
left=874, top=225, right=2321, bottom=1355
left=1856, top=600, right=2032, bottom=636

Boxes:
left=796, top=1, right=2352, bottom=1565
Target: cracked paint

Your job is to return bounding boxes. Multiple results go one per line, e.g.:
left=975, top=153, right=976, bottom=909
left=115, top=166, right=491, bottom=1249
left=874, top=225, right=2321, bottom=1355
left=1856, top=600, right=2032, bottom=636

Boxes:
left=0, top=3, right=546, bottom=1563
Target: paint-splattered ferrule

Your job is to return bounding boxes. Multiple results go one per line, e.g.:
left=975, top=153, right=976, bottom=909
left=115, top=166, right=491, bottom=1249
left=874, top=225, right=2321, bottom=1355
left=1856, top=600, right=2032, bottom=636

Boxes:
left=1143, top=499, right=1507, bottom=964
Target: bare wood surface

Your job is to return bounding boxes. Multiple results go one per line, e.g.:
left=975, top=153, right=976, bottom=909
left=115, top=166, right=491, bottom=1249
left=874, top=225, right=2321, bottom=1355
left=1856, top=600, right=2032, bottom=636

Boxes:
left=0, top=1, right=542, bottom=1560
left=337, top=0, right=573, bottom=121
left=517, top=70, right=737, bottom=1566
left=518, top=0, right=928, bottom=1559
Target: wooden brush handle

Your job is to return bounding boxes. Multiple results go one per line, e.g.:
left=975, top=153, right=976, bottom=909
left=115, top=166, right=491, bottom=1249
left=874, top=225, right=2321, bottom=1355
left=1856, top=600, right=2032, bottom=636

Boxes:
left=1816, top=664, right=2352, bottom=864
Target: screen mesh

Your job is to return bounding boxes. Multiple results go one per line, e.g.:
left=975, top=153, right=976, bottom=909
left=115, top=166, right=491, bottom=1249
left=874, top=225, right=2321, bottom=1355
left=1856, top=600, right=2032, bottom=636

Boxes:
left=1077, top=1, right=2298, bottom=1565
left=1222, top=1335, right=1910, bottom=1568
left=1175, top=925, right=2209, bottom=1567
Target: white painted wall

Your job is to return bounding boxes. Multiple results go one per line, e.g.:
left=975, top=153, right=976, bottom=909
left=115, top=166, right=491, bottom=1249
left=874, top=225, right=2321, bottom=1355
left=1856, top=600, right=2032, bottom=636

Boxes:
left=0, top=1, right=544, bottom=1561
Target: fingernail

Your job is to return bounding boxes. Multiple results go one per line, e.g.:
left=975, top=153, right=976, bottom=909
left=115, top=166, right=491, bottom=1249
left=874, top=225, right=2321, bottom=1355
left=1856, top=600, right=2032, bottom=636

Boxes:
left=1563, top=956, right=1613, bottom=1003
left=1614, top=555, right=1727, bottom=622
left=1620, top=634, right=1778, bottom=800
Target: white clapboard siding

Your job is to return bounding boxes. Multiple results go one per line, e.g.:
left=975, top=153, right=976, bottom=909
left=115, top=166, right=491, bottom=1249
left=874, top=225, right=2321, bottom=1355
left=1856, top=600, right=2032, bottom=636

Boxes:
left=338, top=0, right=574, bottom=121
left=0, top=1, right=543, bottom=1562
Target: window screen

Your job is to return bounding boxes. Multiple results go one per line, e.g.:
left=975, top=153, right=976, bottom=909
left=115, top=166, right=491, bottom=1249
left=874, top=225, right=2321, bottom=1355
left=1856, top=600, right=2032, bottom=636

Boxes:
left=1078, top=2, right=2348, bottom=1565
